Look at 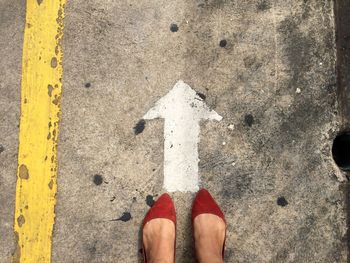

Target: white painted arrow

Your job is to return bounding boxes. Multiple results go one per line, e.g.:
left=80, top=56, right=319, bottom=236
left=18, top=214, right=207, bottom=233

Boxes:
left=143, top=80, right=222, bottom=192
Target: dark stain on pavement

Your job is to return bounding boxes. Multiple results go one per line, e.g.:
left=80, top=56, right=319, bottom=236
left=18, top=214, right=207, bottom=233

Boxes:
left=112, top=212, right=132, bottom=222
left=201, top=152, right=254, bottom=200
left=219, top=39, right=227, bottom=48
left=170, top=23, right=178, bottom=32
left=146, top=195, right=155, bottom=207
left=88, top=244, right=96, bottom=255
left=244, top=114, right=254, bottom=127
left=257, top=0, right=271, bottom=11
left=221, top=172, right=253, bottom=199
left=243, top=55, right=262, bottom=71
left=93, top=174, right=103, bottom=185
left=278, top=16, right=313, bottom=91
left=279, top=98, right=326, bottom=146
left=301, top=0, right=311, bottom=20
left=0, top=144, right=4, bottom=154
left=277, top=197, right=288, bottom=207
left=134, top=119, right=146, bottom=135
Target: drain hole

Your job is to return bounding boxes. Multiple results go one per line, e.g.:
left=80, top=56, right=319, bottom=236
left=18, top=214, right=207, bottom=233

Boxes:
left=332, top=132, right=350, bottom=171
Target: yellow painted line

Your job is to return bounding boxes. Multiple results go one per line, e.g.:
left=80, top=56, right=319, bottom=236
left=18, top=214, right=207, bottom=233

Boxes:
left=13, top=0, right=66, bottom=262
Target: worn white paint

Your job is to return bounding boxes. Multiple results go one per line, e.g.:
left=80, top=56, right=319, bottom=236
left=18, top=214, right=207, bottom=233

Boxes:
left=144, top=80, right=222, bottom=192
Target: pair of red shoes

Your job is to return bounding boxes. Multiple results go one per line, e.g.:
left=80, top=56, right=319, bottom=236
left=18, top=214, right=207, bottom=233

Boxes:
left=142, top=189, right=226, bottom=262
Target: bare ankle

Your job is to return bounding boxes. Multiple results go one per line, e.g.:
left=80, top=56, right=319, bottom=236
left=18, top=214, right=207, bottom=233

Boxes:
left=146, top=245, right=174, bottom=263
left=194, top=214, right=225, bottom=263
left=196, top=242, right=223, bottom=263
left=149, top=258, right=173, bottom=263
left=197, top=252, right=223, bottom=263
left=143, top=219, right=175, bottom=263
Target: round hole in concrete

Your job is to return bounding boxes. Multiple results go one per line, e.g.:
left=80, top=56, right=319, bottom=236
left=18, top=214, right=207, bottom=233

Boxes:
left=332, top=132, right=350, bottom=171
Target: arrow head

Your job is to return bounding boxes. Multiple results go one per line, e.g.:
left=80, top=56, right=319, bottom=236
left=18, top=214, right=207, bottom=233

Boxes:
left=143, top=80, right=222, bottom=121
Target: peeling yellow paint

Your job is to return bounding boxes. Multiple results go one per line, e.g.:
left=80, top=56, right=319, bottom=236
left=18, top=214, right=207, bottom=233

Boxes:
left=13, top=0, right=66, bottom=262
left=17, top=215, right=26, bottom=228
left=18, top=165, right=29, bottom=180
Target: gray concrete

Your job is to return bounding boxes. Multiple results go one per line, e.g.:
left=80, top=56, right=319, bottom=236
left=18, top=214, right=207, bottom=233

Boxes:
left=0, top=0, right=24, bottom=260
left=0, top=0, right=348, bottom=262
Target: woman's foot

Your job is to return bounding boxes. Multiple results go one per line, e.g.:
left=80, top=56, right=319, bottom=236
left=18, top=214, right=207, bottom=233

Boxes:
left=142, top=193, right=176, bottom=263
left=193, top=214, right=225, bottom=263
left=143, top=218, right=175, bottom=263
left=192, top=189, right=226, bottom=263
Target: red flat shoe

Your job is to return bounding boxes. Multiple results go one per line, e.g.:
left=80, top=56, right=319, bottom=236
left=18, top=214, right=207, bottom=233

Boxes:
left=142, top=193, right=176, bottom=263
left=192, top=189, right=226, bottom=260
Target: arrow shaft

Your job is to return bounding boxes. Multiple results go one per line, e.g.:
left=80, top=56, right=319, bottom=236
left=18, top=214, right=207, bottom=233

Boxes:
left=163, top=118, right=200, bottom=192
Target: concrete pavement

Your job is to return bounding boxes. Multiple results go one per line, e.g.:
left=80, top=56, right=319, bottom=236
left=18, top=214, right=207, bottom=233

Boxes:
left=0, top=0, right=348, bottom=262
